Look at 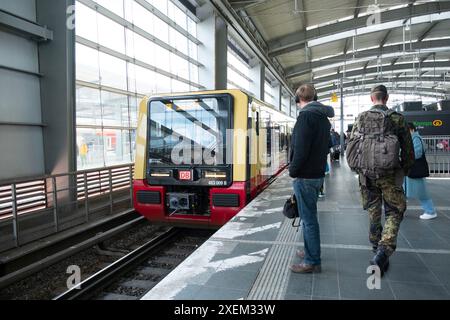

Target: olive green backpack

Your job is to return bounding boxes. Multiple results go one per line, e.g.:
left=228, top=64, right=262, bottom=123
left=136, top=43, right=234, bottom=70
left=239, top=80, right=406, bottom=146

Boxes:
left=346, top=109, right=401, bottom=178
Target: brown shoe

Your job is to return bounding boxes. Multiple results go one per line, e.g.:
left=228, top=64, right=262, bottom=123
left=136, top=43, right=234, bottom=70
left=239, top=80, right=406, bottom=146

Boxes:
left=296, top=250, right=305, bottom=259
left=290, top=263, right=322, bottom=274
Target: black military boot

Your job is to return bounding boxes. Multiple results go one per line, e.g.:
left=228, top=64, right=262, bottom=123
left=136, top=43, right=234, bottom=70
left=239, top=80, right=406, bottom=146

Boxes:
left=370, top=250, right=390, bottom=276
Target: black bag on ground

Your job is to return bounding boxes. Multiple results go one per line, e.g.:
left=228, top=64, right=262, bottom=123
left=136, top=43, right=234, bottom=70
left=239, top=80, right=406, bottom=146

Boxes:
left=408, top=138, right=430, bottom=179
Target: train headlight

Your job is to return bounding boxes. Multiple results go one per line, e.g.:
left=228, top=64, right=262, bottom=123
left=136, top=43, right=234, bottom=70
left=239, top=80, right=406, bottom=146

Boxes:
left=204, top=171, right=227, bottom=179
left=150, top=170, right=172, bottom=178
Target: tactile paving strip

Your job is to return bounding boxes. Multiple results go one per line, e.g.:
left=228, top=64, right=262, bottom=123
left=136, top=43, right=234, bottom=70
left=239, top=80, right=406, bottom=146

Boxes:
left=247, top=217, right=299, bottom=300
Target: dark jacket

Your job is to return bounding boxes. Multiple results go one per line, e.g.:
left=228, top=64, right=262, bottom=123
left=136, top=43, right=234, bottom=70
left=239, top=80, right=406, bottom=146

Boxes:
left=289, top=102, right=332, bottom=179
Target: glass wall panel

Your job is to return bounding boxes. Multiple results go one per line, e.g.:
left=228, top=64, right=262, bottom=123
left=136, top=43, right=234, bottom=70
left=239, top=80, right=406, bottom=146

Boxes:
left=153, top=15, right=169, bottom=43
left=76, top=3, right=98, bottom=43
left=170, top=27, right=188, bottom=55
left=133, top=33, right=156, bottom=66
left=168, top=1, right=187, bottom=31
left=93, top=0, right=124, bottom=17
left=76, top=86, right=102, bottom=126
left=104, top=129, right=132, bottom=166
left=101, top=91, right=130, bottom=128
left=227, top=48, right=251, bottom=91
left=172, top=79, right=189, bottom=92
left=156, top=73, right=172, bottom=94
left=188, top=18, right=197, bottom=37
left=97, top=14, right=126, bottom=53
left=76, top=128, right=105, bottom=169
left=99, top=52, right=127, bottom=90
left=170, top=53, right=189, bottom=80
left=132, top=2, right=154, bottom=35
left=76, top=44, right=100, bottom=84
left=134, top=64, right=156, bottom=94
left=149, top=0, right=168, bottom=15
left=75, top=0, right=199, bottom=169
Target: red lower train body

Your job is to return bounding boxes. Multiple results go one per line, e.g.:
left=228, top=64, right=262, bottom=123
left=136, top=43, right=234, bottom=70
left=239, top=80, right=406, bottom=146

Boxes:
left=133, top=166, right=287, bottom=229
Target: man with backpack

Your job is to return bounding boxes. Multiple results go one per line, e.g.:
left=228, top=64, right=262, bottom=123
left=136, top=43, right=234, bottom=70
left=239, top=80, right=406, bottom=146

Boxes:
left=346, top=85, right=414, bottom=276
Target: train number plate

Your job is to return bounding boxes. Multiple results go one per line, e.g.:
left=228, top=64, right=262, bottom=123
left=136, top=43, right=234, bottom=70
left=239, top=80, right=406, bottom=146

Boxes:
left=179, top=171, right=192, bottom=181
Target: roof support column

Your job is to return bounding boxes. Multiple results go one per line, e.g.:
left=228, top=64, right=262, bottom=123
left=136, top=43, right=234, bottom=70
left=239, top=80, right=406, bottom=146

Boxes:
left=197, top=3, right=228, bottom=90
left=249, top=61, right=265, bottom=100
left=37, top=0, right=76, bottom=176
left=37, top=0, right=77, bottom=216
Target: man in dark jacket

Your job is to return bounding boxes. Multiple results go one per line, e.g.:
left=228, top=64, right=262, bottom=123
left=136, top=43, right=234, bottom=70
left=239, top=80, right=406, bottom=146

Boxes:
left=290, top=84, right=333, bottom=274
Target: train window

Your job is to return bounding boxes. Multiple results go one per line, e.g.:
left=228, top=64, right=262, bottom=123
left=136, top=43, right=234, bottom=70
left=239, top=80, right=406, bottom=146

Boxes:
left=148, top=96, right=230, bottom=166
left=266, top=121, right=272, bottom=158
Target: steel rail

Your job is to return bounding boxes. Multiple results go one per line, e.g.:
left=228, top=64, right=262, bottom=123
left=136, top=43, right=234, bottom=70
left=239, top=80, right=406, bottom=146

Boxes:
left=54, top=228, right=181, bottom=300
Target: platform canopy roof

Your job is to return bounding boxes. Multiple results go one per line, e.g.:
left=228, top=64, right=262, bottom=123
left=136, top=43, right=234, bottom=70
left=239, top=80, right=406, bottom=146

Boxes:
left=224, top=0, right=450, bottom=99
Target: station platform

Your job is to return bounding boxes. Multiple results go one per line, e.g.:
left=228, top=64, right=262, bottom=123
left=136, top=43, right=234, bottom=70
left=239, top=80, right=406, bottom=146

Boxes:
left=142, top=162, right=450, bottom=300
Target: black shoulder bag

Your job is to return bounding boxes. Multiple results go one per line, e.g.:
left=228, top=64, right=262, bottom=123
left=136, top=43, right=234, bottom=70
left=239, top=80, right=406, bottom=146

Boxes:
left=408, top=137, right=430, bottom=179
left=283, top=195, right=301, bottom=228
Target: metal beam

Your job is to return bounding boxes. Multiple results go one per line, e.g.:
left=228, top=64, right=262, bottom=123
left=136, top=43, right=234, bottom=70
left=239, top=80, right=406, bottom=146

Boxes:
left=0, top=9, right=53, bottom=41
left=318, top=87, right=448, bottom=99
left=343, top=0, right=362, bottom=55
left=0, top=64, right=43, bottom=77
left=293, top=61, right=450, bottom=86
left=294, top=0, right=307, bottom=30
left=268, top=1, right=450, bottom=58
left=285, top=39, right=450, bottom=79
left=208, top=0, right=294, bottom=96
left=391, top=57, right=400, bottom=66
left=380, top=30, right=393, bottom=48
left=418, top=21, right=441, bottom=42
left=316, top=77, right=449, bottom=93
left=343, top=38, right=350, bottom=55
left=420, top=52, right=434, bottom=64
left=363, top=61, right=370, bottom=70
left=228, top=0, right=268, bottom=10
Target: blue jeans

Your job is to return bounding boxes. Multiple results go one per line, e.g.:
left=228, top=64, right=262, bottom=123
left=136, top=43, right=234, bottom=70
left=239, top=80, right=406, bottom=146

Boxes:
left=293, top=178, right=324, bottom=266
left=420, top=199, right=436, bottom=214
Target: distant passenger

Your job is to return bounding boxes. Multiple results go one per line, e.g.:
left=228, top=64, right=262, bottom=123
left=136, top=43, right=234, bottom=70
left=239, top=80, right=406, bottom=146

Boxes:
left=79, top=141, right=88, bottom=167
left=405, top=122, right=437, bottom=220
left=289, top=84, right=333, bottom=274
left=347, top=85, right=414, bottom=276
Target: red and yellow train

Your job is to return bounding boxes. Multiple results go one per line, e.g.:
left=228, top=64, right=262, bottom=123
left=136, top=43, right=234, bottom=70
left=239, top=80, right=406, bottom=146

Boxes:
left=133, top=89, right=295, bottom=228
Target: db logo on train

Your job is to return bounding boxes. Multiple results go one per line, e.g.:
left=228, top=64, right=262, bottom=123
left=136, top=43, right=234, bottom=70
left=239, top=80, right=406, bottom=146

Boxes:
left=433, top=120, right=444, bottom=127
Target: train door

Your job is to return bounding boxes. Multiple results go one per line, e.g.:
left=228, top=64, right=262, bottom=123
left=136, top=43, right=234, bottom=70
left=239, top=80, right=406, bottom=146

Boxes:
left=249, top=102, right=260, bottom=196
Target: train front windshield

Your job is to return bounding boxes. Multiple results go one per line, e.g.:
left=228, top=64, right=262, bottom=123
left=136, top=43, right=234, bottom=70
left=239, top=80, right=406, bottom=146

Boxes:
left=148, top=96, right=231, bottom=167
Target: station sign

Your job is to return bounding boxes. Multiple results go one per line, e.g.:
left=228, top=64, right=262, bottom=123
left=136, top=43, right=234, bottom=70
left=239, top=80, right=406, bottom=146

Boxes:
left=402, top=111, right=450, bottom=136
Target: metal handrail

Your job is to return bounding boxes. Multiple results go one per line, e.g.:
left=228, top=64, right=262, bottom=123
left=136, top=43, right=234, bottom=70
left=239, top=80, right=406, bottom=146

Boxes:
left=0, top=163, right=134, bottom=186
left=422, top=136, right=450, bottom=177
left=0, top=163, right=135, bottom=248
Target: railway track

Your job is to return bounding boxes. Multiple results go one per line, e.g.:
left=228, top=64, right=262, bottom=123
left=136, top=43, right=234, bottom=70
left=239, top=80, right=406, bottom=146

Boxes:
left=54, top=228, right=212, bottom=300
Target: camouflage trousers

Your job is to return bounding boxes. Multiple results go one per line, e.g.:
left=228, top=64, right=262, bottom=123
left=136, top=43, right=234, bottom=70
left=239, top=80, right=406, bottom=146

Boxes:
left=360, top=174, right=406, bottom=257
